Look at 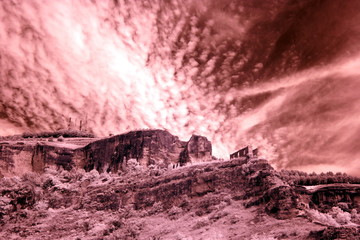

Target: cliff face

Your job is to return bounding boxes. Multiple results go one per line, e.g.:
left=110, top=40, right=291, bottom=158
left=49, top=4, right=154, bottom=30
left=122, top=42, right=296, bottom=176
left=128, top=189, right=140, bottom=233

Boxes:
left=0, top=130, right=212, bottom=176
left=83, top=130, right=188, bottom=172
left=179, top=135, right=212, bottom=166
left=298, top=184, right=360, bottom=212
left=1, top=143, right=360, bottom=239
left=0, top=143, right=34, bottom=177
left=0, top=142, right=86, bottom=177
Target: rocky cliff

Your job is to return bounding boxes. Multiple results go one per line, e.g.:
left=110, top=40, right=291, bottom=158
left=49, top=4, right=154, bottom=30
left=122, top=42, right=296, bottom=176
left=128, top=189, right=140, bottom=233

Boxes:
left=0, top=143, right=35, bottom=177
left=82, top=130, right=183, bottom=172
left=1, top=130, right=360, bottom=239
left=0, top=129, right=212, bottom=176
left=179, top=135, right=213, bottom=166
left=298, top=184, right=360, bottom=213
left=0, top=158, right=314, bottom=239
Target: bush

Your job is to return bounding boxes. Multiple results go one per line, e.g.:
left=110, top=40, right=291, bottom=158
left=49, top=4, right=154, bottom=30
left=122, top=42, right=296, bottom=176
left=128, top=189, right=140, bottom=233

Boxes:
left=168, top=206, right=183, bottom=219
left=125, top=159, right=144, bottom=174
left=22, top=130, right=95, bottom=139
left=192, top=217, right=210, bottom=230
left=306, top=207, right=358, bottom=226
left=329, top=207, right=352, bottom=225
left=306, top=209, right=340, bottom=227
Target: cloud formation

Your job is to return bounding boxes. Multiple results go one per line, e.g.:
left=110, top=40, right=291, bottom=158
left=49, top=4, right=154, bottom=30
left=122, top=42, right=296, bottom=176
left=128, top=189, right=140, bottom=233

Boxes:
left=1, top=0, right=360, bottom=175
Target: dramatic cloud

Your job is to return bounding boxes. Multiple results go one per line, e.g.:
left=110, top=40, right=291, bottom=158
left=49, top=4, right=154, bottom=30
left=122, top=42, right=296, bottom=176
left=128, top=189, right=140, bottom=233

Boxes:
left=1, top=0, right=359, bottom=175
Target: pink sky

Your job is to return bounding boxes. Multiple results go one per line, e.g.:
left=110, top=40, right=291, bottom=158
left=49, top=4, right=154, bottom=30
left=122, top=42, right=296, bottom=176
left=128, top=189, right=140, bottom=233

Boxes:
left=1, top=0, right=360, bottom=175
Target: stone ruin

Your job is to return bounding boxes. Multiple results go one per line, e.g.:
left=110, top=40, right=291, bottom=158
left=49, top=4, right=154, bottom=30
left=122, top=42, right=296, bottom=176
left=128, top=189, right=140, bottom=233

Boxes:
left=230, top=146, right=258, bottom=159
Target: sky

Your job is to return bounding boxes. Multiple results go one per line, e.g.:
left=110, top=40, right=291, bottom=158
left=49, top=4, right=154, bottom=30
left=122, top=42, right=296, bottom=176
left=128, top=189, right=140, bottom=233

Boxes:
left=0, top=0, right=360, bottom=175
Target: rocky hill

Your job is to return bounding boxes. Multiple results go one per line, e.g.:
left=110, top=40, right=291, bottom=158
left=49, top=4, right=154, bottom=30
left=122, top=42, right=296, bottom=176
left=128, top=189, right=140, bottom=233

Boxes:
left=0, top=130, right=359, bottom=239
left=0, top=130, right=212, bottom=177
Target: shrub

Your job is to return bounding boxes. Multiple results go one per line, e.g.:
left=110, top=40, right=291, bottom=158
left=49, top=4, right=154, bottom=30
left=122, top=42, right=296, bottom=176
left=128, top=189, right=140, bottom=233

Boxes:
left=148, top=202, right=163, bottom=215
left=306, top=209, right=340, bottom=227
left=192, top=217, right=210, bottom=230
left=168, top=206, right=183, bottom=219
left=329, top=207, right=352, bottom=225
left=22, top=130, right=95, bottom=139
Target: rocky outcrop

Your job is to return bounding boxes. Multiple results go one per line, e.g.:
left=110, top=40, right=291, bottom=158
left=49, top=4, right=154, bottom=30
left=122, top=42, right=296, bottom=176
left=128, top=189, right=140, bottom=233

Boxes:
left=82, top=129, right=188, bottom=172
left=0, top=143, right=34, bottom=177
left=308, top=226, right=360, bottom=240
left=0, top=157, right=297, bottom=225
left=295, top=184, right=360, bottom=213
left=179, top=135, right=212, bottom=166
left=237, top=159, right=300, bottom=219
left=0, top=129, right=213, bottom=176
left=310, top=185, right=360, bottom=211
left=3, top=153, right=360, bottom=239
left=125, top=158, right=299, bottom=219
left=0, top=157, right=327, bottom=239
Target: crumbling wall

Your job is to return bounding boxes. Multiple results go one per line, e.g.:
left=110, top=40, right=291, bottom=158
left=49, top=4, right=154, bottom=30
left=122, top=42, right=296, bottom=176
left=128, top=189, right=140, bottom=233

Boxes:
left=230, top=146, right=259, bottom=159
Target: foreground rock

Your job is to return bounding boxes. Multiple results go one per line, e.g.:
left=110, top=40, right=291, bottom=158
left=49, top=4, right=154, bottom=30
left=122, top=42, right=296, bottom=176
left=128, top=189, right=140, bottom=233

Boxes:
left=2, top=157, right=359, bottom=239
left=308, top=226, right=360, bottom=240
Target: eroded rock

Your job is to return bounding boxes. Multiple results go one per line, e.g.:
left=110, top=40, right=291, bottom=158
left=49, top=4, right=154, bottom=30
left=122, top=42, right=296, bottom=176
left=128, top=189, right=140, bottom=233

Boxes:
left=180, top=135, right=212, bottom=165
left=83, top=129, right=188, bottom=172
left=0, top=129, right=213, bottom=175
left=308, top=226, right=360, bottom=240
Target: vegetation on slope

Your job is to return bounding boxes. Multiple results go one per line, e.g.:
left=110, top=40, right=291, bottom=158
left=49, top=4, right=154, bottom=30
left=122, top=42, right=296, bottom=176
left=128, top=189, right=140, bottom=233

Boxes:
left=0, top=130, right=95, bottom=140
left=279, top=169, right=360, bottom=186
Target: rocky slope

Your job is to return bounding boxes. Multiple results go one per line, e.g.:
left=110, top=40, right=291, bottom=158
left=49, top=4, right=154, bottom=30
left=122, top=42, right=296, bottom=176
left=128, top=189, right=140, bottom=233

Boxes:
left=0, top=130, right=360, bottom=239
left=0, top=158, right=359, bottom=239
left=0, top=158, right=307, bottom=239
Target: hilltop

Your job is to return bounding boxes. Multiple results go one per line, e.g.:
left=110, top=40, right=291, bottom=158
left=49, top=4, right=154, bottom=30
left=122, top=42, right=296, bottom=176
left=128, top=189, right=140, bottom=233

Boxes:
left=0, top=130, right=359, bottom=239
